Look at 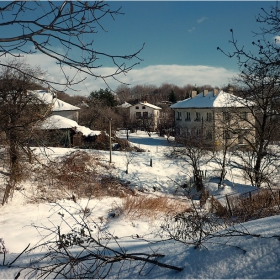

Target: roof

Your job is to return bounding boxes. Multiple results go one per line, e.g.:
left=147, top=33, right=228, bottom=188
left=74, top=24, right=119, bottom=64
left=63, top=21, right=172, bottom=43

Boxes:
left=170, top=90, right=254, bottom=109
left=39, top=115, right=101, bottom=137
left=117, top=101, right=132, bottom=108
left=133, top=102, right=162, bottom=110
left=30, top=90, right=80, bottom=112
left=52, top=98, right=80, bottom=112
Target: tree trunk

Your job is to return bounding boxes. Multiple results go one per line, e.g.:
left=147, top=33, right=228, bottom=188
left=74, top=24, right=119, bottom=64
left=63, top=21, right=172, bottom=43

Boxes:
left=2, top=134, right=20, bottom=205
left=218, top=146, right=228, bottom=188
left=254, top=151, right=264, bottom=188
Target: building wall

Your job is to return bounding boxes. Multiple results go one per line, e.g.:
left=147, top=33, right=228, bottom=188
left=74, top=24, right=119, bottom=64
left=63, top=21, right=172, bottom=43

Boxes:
left=213, top=108, right=255, bottom=149
left=52, top=110, right=79, bottom=122
left=174, top=107, right=255, bottom=149
left=129, top=103, right=160, bottom=130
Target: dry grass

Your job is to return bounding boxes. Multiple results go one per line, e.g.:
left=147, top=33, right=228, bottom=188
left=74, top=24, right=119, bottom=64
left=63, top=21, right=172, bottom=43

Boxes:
left=206, top=189, right=280, bottom=222
left=208, top=196, right=229, bottom=217
left=228, top=188, right=280, bottom=222
left=28, top=150, right=134, bottom=203
left=121, top=195, right=190, bottom=220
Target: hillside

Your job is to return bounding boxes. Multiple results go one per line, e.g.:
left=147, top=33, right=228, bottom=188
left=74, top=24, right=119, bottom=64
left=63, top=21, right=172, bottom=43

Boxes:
left=0, top=132, right=279, bottom=278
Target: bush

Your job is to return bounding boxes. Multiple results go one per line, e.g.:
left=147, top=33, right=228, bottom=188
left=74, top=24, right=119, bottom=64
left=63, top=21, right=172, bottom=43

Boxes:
left=114, top=138, right=146, bottom=152
left=207, top=196, right=229, bottom=217
left=29, top=150, right=133, bottom=202
left=159, top=206, right=229, bottom=248
left=228, top=188, right=280, bottom=222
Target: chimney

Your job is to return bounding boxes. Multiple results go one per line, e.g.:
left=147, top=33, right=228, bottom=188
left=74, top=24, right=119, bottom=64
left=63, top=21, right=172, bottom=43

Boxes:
left=191, top=90, right=197, bottom=98
left=143, top=94, right=148, bottom=103
left=228, top=86, right=234, bottom=94
left=214, top=88, right=219, bottom=96
left=203, top=89, right=208, bottom=97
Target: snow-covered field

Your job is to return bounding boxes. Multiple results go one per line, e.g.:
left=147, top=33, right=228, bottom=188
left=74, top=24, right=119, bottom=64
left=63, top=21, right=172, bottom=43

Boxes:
left=0, top=131, right=280, bottom=278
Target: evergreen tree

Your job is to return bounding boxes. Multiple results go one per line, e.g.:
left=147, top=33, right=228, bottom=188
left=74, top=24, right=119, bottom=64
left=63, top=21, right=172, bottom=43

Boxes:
left=89, top=88, right=117, bottom=107
left=168, top=90, right=177, bottom=103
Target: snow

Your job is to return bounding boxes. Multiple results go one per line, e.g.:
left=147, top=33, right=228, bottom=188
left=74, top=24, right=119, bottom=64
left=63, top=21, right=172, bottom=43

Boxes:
left=0, top=131, right=279, bottom=278
left=31, top=90, right=80, bottom=111
left=118, top=101, right=132, bottom=108
left=133, top=101, right=162, bottom=110
left=39, top=115, right=101, bottom=137
left=170, top=90, right=255, bottom=108
left=52, top=98, right=80, bottom=112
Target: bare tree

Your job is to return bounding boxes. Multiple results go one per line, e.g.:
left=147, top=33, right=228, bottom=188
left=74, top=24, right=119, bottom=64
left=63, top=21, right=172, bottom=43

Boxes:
left=115, top=106, right=132, bottom=140
left=0, top=61, right=51, bottom=204
left=233, top=67, right=280, bottom=187
left=0, top=1, right=144, bottom=91
left=124, top=148, right=136, bottom=174
left=5, top=203, right=183, bottom=279
left=115, top=85, right=131, bottom=104
left=79, top=96, right=121, bottom=133
left=218, top=3, right=280, bottom=187
left=169, top=129, right=211, bottom=205
left=157, top=104, right=174, bottom=137
left=212, top=107, right=245, bottom=188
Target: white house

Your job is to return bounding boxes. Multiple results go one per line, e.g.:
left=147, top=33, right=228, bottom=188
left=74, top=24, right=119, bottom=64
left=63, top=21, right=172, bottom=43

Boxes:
left=32, top=90, right=80, bottom=122
left=170, top=89, right=255, bottom=149
left=32, top=89, right=101, bottom=147
left=129, top=101, right=162, bottom=131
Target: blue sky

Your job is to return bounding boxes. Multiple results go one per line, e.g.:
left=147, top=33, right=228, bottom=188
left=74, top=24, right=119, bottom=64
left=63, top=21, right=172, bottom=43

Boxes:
left=1, top=1, right=276, bottom=95
left=102, top=1, right=273, bottom=70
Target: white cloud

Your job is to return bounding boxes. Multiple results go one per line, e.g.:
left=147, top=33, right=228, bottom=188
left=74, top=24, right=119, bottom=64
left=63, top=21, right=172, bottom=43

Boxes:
left=122, top=64, right=237, bottom=89
left=188, top=27, right=196, bottom=33
left=197, top=17, right=208, bottom=24
left=1, top=53, right=237, bottom=96
left=188, top=17, right=207, bottom=33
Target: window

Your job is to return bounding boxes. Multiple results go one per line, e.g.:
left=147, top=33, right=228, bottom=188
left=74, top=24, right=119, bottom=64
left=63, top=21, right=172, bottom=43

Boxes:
left=142, top=106, right=146, bottom=109
left=206, top=112, right=212, bottom=122
left=143, top=112, right=148, bottom=118
left=135, top=106, right=139, bottom=109
left=177, top=111, right=182, bottom=120
left=240, top=111, right=248, bottom=120
left=185, top=112, right=191, bottom=121
left=238, top=134, right=244, bottom=144
left=196, top=128, right=202, bottom=136
left=136, top=112, right=141, bottom=119
left=206, top=130, right=213, bottom=140
left=223, top=130, right=231, bottom=139
left=176, top=127, right=181, bottom=135
left=238, top=129, right=247, bottom=144
left=195, top=112, right=201, bottom=121
left=223, top=112, right=230, bottom=121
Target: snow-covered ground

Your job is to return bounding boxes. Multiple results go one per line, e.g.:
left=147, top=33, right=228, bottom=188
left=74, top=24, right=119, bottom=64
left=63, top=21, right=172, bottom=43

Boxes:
left=0, top=131, right=279, bottom=278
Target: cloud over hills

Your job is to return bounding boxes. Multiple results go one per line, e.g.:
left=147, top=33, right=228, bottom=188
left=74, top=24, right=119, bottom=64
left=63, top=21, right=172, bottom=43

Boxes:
left=1, top=54, right=237, bottom=96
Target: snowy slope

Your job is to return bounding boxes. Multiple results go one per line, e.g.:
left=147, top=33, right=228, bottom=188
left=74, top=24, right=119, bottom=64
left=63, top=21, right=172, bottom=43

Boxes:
left=0, top=132, right=279, bottom=278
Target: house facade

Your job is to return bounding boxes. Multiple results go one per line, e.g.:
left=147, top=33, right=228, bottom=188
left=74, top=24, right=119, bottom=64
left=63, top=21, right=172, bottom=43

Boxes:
left=32, top=90, right=100, bottom=147
left=129, top=101, right=162, bottom=131
left=33, top=90, right=80, bottom=122
left=170, top=89, right=255, bottom=150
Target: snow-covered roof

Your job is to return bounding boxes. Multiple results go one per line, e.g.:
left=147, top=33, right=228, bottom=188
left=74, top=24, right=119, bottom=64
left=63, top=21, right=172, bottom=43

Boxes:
left=39, top=115, right=101, bottom=137
left=170, top=90, right=254, bottom=109
left=133, top=102, right=162, bottom=110
left=52, top=98, right=80, bottom=112
left=30, top=90, right=80, bottom=112
left=118, top=102, right=132, bottom=108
